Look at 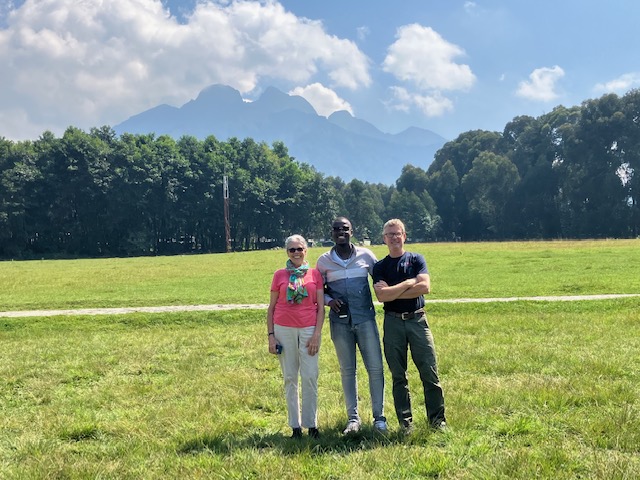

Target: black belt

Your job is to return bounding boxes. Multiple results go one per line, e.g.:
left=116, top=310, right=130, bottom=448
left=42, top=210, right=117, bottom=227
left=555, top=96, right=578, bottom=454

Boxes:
left=386, top=308, right=425, bottom=320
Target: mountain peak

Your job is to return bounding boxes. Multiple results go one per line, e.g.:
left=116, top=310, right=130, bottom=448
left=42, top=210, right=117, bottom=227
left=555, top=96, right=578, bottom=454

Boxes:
left=194, top=84, right=243, bottom=106
left=253, top=87, right=317, bottom=115
left=328, top=110, right=384, bottom=139
left=395, top=126, right=446, bottom=146
left=113, top=84, right=445, bottom=184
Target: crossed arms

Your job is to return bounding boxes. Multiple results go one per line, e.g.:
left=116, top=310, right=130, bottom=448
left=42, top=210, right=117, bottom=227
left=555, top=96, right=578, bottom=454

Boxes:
left=373, top=273, right=430, bottom=303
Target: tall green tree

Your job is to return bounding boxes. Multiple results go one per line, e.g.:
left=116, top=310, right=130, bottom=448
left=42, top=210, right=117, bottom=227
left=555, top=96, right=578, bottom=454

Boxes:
left=499, top=110, right=579, bottom=238
left=461, top=152, right=520, bottom=238
left=620, top=89, right=640, bottom=236
left=396, top=164, right=430, bottom=195
left=342, top=179, right=383, bottom=241
left=426, top=159, right=460, bottom=240
left=0, top=139, right=40, bottom=257
left=385, top=190, right=436, bottom=241
left=559, top=94, right=631, bottom=237
left=427, top=131, right=503, bottom=240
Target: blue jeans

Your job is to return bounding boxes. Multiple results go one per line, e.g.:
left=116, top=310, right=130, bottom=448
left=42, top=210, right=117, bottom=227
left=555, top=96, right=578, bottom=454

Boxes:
left=330, top=318, right=386, bottom=423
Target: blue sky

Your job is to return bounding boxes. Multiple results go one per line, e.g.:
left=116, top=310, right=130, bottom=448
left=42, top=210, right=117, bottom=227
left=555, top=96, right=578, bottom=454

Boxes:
left=1, top=0, right=639, bottom=142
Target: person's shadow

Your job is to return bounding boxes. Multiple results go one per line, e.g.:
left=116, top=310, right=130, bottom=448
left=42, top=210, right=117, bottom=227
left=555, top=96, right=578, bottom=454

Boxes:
left=177, top=422, right=420, bottom=457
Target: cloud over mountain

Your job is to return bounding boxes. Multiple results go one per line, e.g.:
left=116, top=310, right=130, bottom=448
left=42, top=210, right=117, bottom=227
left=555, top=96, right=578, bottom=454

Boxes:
left=114, top=84, right=446, bottom=185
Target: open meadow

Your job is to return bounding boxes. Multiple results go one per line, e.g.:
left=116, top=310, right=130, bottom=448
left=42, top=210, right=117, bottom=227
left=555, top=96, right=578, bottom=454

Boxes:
left=1, top=239, right=639, bottom=478
left=2, top=239, right=640, bottom=311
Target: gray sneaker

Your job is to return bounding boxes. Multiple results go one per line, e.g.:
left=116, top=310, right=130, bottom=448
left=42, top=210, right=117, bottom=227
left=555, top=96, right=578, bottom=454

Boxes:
left=373, top=419, right=388, bottom=432
left=401, top=423, right=414, bottom=436
left=432, top=421, right=448, bottom=432
left=342, top=420, right=360, bottom=435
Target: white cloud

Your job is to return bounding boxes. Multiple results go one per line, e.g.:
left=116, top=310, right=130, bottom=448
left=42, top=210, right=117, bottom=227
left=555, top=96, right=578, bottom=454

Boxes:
left=383, top=24, right=475, bottom=92
left=516, top=66, right=565, bottom=102
left=387, top=86, right=453, bottom=117
left=356, top=26, right=369, bottom=42
left=464, top=2, right=478, bottom=15
left=381, top=23, right=474, bottom=118
left=593, top=73, right=640, bottom=95
left=289, top=83, right=353, bottom=117
left=0, top=0, right=371, bottom=139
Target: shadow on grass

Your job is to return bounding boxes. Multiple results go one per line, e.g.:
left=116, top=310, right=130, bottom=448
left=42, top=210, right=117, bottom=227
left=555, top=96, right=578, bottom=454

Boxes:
left=176, top=423, right=438, bottom=456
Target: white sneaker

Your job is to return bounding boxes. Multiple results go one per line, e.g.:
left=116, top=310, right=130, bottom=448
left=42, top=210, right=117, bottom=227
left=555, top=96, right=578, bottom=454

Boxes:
left=373, top=419, right=388, bottom=432
left=342, top=420, right=360, bottom=435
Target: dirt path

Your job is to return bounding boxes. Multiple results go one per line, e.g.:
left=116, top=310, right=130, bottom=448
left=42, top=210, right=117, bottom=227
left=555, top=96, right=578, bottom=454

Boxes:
left=1, top=294, right=639, bottom=318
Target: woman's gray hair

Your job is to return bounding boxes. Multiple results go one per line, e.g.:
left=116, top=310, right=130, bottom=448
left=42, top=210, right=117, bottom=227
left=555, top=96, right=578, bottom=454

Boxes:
left=284, top=234, right=307, bottom=249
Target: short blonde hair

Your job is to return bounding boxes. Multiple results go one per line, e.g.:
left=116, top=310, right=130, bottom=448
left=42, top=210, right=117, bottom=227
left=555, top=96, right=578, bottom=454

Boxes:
left=285, top=234, right=307, bottom=249
left=383, top=218, right=405, bottom=234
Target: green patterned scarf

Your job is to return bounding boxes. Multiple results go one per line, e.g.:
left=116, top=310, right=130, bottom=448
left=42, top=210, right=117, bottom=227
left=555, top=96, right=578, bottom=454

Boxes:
left=286, top=259, right=309, bottom=304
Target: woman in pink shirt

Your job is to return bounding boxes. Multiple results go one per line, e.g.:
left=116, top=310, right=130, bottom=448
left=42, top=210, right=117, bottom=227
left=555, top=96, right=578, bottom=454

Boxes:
left=267, top=234, right=325, bottom=439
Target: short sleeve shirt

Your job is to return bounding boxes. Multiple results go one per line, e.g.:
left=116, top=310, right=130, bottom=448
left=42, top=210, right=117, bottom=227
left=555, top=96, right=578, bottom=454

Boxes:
left=271, top=268, right=323, bottom=328
left=372, top=252, right=428, bottom=313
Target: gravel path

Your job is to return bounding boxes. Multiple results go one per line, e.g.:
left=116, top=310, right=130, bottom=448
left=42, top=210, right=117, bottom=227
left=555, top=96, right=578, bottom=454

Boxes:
left=1, top=294, right=639, bottom=318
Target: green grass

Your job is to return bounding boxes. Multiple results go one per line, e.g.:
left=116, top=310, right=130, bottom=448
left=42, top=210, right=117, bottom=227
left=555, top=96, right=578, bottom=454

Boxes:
left=1, top=240, right=639, bottom=478
left=2, top=238, right=640, bottom=311
left=1, top=301, right=639, bottom=478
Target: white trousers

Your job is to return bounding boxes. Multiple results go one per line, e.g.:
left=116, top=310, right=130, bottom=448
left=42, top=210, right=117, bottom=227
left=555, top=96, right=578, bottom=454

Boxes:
left=274, top=324, right=320, bottom=429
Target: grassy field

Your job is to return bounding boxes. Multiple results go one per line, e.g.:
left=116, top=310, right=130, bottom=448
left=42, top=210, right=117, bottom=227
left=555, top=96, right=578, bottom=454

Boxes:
left=2, top=238, right=640, bottom=311
left=1, top=240, right=639, bottom=478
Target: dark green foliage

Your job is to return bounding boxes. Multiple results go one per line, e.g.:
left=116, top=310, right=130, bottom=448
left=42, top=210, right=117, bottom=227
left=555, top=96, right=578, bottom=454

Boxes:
left=1, top=89, right=640, bottom=258
left=426, top=90, right=640, bottom=240
left=0, top=129, right=345, bottom=257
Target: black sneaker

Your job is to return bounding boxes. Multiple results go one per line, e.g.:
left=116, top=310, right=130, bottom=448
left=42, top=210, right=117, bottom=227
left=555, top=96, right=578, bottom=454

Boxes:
left=308, top=427, right=320, bottom=439
left=291, top=427, right=303, bottom=439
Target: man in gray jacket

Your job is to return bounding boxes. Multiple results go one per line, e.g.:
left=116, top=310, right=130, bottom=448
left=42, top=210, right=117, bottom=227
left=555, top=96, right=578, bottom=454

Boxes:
left=316, top=217, right=387, bottom=434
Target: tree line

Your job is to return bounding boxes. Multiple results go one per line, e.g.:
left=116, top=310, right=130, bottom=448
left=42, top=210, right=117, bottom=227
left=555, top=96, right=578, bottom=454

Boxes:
left=1, top=90, right=639, bottom=259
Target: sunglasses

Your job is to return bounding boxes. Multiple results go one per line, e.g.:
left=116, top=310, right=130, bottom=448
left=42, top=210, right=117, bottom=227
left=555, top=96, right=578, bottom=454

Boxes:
left=288, top=247, right=305, bottom=253
left=332, top=226, right=350, bottom=232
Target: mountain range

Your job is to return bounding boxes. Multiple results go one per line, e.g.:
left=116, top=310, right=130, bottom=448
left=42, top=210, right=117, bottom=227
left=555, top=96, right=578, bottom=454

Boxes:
left=113, top=84, right=447, bottom=185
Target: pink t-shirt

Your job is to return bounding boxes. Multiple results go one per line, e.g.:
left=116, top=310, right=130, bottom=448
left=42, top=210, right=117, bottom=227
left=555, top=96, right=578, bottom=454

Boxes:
left=271, top=268, right=322, bottom=328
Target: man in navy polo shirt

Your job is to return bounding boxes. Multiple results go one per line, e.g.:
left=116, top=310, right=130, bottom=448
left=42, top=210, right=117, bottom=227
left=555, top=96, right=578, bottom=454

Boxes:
left=373, top=218, right=446, bottom=433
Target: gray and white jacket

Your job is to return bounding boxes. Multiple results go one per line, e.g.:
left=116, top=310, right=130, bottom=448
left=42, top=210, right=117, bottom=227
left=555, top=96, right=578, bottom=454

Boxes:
left=315, top=245, right=377, bottom=325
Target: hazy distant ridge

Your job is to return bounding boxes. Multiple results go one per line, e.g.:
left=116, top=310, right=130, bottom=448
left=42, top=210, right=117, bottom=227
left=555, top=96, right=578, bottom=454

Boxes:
left=114, top=84, right=446, bottom=184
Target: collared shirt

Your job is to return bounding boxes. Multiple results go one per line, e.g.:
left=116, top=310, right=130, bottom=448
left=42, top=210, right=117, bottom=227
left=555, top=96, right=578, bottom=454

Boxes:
left=373, top=251, right=428, bottom=313
left=316, top=245, right=377, bottom=325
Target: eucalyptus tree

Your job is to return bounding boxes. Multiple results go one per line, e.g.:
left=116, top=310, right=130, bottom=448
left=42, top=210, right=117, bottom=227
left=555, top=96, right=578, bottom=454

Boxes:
left=427, top=130, right=502, bottom=240
left=222, top=137, right=288, bottom=249
left=180, top=134, right=227, bottom=252
left=560, top=94, right=632, bottom=237
left=429, top=130, right=503, bottom=178
left=27, top=127, right=114, bottom=256
left=620, top=89, right=640, bottom=236
left=0, top=138, right=40, bottom=257
left=395, top=164, right=430, bottom=194
left=274, top=149, right=309, bottom=243
left=341, top=179, right=383, bottom=242
left=426, top=159, right=460, bottom=240
left=499, top=110, right=580, bottom=238
left=295, top=166, right=339, bottom=241
left=385, top=189, right=435, bottom=241
left=461, top=151, right=520, bottom=239
left=107, top=132, right=157, bottom=255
